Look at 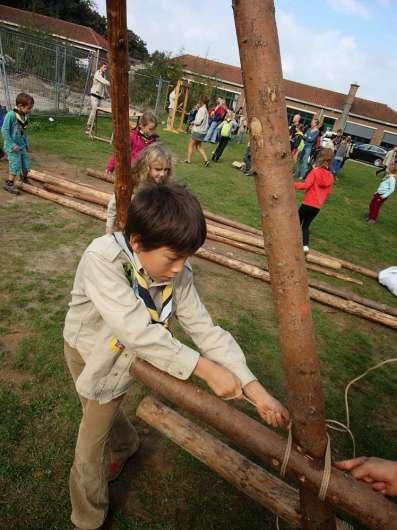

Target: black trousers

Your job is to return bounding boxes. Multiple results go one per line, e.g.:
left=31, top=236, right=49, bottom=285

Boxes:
left=298, top=204, right=320, bottom=246
left=212, top=136, right=229, bottom=161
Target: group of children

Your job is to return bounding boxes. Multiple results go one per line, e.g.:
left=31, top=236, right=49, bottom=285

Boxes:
left=2, top=92, right=396, bottom=528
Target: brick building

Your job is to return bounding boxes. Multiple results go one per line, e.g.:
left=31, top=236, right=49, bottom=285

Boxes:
left=175, top=54, right=397, bottom=148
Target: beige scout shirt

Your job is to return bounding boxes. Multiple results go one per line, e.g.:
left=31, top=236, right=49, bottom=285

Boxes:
left=64, top=234, right=256, bottom=404
left=91, top=69, right=110, bottom=98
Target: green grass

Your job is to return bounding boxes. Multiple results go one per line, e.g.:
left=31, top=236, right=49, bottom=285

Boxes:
left=0, top=117, right=396, bottom=529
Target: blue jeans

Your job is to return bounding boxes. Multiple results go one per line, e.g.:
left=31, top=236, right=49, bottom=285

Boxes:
left=295, top=146, right=312, bottom=179
left=330, top=158, right=342, bottom=176
left=204, top=121, right=219, bottom=143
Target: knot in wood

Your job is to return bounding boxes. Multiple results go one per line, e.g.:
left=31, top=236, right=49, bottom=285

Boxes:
left=250, top=117, right=263, bottom=147
left=272, top=193, right=279, bottom=200
left=271, top=459, right=280, bottom=467
left=267, top=87, right=277, bottom=102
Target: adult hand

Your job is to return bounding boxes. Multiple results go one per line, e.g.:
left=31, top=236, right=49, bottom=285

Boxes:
left=11, top=145, right=20, bottom=152
left=243, top=380, right=289, bottom=428
left=335, top=457, right=397, bottom=496
left=194, top=357, right=241, bottom=399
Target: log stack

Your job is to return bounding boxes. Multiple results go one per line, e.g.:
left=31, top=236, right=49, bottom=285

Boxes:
left=20, top=170, right=397, bottom=330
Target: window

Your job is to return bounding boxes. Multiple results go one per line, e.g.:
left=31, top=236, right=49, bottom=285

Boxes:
left=322, top=116, right=336, bottom=131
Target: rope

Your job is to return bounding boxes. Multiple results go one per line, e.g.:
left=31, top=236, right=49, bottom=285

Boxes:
left=226, top=359, right=397, bottom=529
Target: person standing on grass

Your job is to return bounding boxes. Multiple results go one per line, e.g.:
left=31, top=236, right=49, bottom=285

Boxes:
left=64, top=182, right=289, bottom=530
left=106, top=143, right=172, bottom=234
left=211, top=111, right=236, bottom=162
left=105, top=111, right=158, bottom=175
left=330, top=136, right=348, bottom=177
left=294, top=148, right=334, bottom=252
left=86, top=64, right=110, bottom=134
left=185, top=95, right=210, bottom=167
left=294, top=118, right=320, bottom=179
left=376, top=145, right=397, bottom=177
left=367, top=162, right=396, bottom=224
left=1, top=92, right=34, bottom=195
left=204, top=98, right=227, bottom=143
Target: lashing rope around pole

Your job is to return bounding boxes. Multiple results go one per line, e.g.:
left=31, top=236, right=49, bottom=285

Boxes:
left=237, top=358, right=397, bottom=529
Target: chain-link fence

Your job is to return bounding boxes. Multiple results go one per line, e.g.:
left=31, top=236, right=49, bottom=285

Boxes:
left=79, top=70, right=170, bottom=118
left=0, top=25, right=96, bottom=115
left=0, top=25, right=171, bottom=119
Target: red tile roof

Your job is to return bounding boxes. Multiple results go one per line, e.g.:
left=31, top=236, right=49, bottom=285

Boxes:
left=175, top=54, right=397, bottom=126
left=0, top=5, right=108, bottom=51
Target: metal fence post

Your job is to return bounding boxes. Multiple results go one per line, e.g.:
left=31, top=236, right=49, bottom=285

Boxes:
left=154, top=77, right=163, bottom=117
left=0, top=31, right=11, bottom=109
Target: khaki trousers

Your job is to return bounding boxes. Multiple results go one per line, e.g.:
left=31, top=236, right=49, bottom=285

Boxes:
left=64, top=342, right=139, bottom=530
left=86, top=96, right=100, bottom=131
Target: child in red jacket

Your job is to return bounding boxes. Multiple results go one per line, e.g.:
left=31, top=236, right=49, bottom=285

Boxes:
left=294, top=148, right=334, bottom=252
left=105, top=110, right=158, bottom=174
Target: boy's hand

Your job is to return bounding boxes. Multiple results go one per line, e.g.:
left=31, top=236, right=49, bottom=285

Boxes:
left=194, top=357, right=241, bottom=399
left=243, top=380, right=289, bottom=428
left=11, top=145, right=20, bottom=152
left=335, top=457, right=397, bottom=496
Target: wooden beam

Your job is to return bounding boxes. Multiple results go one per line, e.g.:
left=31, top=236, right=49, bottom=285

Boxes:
left=131, top=359, right=397, bottom=530
left=106, top=0, right=132, bottom=229
left=137, top=395, right=301, bottom=527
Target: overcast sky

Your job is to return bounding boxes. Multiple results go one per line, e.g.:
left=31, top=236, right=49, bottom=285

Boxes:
left=94, top=0, right=397, bottom=110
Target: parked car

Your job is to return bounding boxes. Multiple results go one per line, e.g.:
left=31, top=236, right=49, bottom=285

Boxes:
left=349, top=144, right=387, bottom=166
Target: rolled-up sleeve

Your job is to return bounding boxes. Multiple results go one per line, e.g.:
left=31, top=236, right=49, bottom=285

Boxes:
left=83, top=252, right=200, bottom=379
left=175, top=267, right=257, bottom=387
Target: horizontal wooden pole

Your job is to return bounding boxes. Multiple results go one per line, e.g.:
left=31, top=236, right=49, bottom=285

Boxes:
left=29, top=170, right=111, bottom=203
left=20, top=183, right=106, bottom=221
left=137, top=395, right=301, bottom=527
left=86, top=167, right=115, bottom=183
left=131, top=360, right=397, bottom=530
left=196, top=247, right=397, bottom=330
left=43, top=183, right=109, bottom=207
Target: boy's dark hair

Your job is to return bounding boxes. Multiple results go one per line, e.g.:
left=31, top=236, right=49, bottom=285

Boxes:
left=124, top=182, right=207, bottom=255
left=199, top=94, right=209, bottom=107
left=16, top=92, right=34, bottom=107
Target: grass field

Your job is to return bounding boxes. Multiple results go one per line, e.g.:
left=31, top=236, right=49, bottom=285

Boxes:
left=1, top=116, right=396, bottom=529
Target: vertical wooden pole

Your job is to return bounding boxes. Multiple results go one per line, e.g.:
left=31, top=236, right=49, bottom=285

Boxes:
left=232, top=2, right=336, bottom=529
left=106, top=0, right=132, bottom=229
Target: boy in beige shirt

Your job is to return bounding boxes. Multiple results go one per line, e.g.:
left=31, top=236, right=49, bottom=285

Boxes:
left=64, top=182, right=289, bottom=530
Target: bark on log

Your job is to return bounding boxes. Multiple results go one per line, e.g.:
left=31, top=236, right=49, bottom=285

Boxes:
left=132, top=360, right=397, bottom=530
left=307, top=263, right=363, bottom=286
left=137, top=395, right=301, bottom=527
left=20, top=183, right=106, bottom=221
left=106, top=0, right=132, bottom=229
left=206, top=223, right=342, bottom=270
left=206, top=235, right=363, bottom=286
left=43, top=183, right=109, bottom=207
left=196, top=247, right=397, bottom=330
left=203, top=210, right=263, bottom=236
left=86, top=167, right=115, bottom=184
left=29, top=170, right=111, bottom=203
left=312, top=251, right=379, bottom=280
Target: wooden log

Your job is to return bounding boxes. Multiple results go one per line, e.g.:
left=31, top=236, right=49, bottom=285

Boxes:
left=106, top=0, right=133, bottom=229
left=307, top=263, right=363, bottom=286
left=29, top=169, right=111, bottom=203
left=206, top=234, right=363, bottom=286
left=309, top=279, right=397, bottom=318
left=312, top=251, right=378, bottom=280
left=132, top=359, right=397, bottom=530
left=203, top=209, right=263, bottom=236
left=195, top=247, right=397, bottom=330
left=20, top=183, right=106, bottom=221
left=43, top=183, right=109, bottom=207
left=206, top=223, right=342, bottom=270
left=86, top=167, right=115, bottom=184
left=137, top=395, right=301, bottom=528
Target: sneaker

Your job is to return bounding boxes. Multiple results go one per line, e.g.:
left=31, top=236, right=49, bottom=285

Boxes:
left=184, top=160, right=191, bottom=164
left=203, top=160, right=210, bottom=167
left=3, top=180, right=19, bottom=195
left=107, top=438, right=140, bottom=482
left=367, top=219, right=376, bottom=224
left=20, top=174, right=29, bottom=184
left=303, top=245, right=310, bottom=253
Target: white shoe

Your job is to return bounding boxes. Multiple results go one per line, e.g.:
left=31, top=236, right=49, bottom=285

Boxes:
left=303, top=245, right=310, bottom=253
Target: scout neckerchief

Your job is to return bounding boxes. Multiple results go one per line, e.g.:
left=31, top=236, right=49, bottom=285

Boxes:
left=13, top=109, right=28, bottom=134
left=113, top=232, right=173, bottom=328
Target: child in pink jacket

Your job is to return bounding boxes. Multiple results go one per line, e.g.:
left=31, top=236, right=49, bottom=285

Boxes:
left=105, top=110, right=158, bottom=174
left=294, top=148, right=334, bottom=252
